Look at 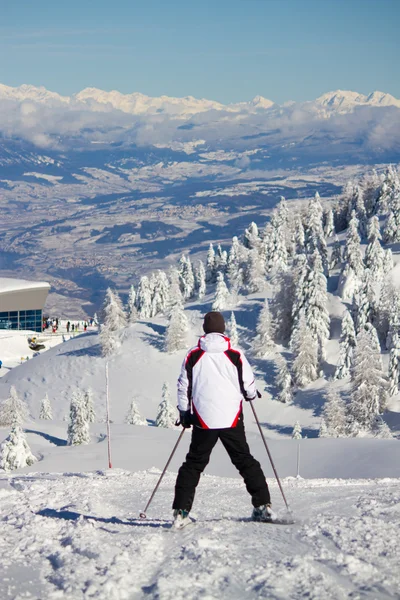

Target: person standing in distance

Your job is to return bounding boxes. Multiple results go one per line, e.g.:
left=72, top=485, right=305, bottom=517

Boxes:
left=172, top=311, right=273, bottom=528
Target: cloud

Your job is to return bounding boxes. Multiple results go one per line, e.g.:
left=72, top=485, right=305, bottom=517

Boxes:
left=0, top=93, right=399, bottom=156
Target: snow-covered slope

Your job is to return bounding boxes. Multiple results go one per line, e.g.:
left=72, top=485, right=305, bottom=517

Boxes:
left=315, top=89, right=400, bottom=111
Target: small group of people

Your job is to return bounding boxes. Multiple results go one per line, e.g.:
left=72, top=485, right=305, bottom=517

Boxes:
left=66, top=321, right=89, bottom=333
left=172, top=311, right=274, bottom=528
left=43, top=317, right=59, bottom=333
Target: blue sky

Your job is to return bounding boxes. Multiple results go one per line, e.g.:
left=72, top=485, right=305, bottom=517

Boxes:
left=1, top=0, right=399, bottom=103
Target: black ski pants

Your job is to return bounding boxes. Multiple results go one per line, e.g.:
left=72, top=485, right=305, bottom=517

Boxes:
left=173, top=418, right=270, bottom=512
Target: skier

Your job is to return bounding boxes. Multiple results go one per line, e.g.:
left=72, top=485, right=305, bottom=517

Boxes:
left=172, top=311, right=273, bottom=528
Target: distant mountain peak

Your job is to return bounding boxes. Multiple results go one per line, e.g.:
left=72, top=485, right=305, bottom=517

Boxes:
left=315, top=90, right=400, bottom=110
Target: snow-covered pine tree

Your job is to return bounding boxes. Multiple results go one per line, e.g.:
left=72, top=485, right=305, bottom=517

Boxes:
left=304, top=249, right=330, bottom=361
left=376, top=278, right=396, bottom=345
left=212, top=272, right=230, bottom=311
left=215, top=244, right=227, bottom=272
left=364, top=216, right=384, bottom=277
left=179, top=255, right=195, bottom=300
left=243, top=221, right=260, bottom=250
left=266, top=209, right=288, bottom=274
left=383, top=191, right=400, bottom=243
left=165, top=304, right=189, bottom=353
left=136, top=276, right=152, bottom=319
left=227, top=236, right=245, bottom=294
left=388, top=332, right=400, bottom=396
left=362, top=169, right=381, bottom=216
left=292, top=421, right=303, bottom=440
left=290, top=254, right=309, bottom=340
left=0, top=386, right=29, bottom=427
left=291, top=314, right=319, bottom=387
left=150, top=270, right=170, bottom=317
left=382, top=249, right=394, bottom=276
left=84, top=389, right=96, bottom=423
left=246, top=249, right=266, bottom=293
left=330, top=235, right=342, bottom=270
left=323, top=207, right=335, bottom=238
left=167, top=267, right=184, bottom=312
left=195, top=260, right=206, bottom=300
left=270, top=271, right=295, bottom=345
left=100, top=287, right=127, bottom=357
left=304, top=192, right=328, bottom=274
left=255, top=299, right=275, bottom=358
left=322, top=387, right=347, bottom=437
left=127, top=284, right=138, bottom=323
left=318, top=418, right=328, bottom=438
left=67, top=389, right=90, bottom=445
left=294, top=215, right=306, bottom=255
left=39, top=393, right=52, bottom=420
left=155, top=382, right=176, bottom=428
left=372, top=416, right=393, bottom=439
left=349, top=324, right=387, bottom=433
left=0, top=426, right=36, bottom=471
left=228, top=312, right=239, bottom=347
left=125, top=399, right=147, bottom=426
left=206, top=243, right=216, bottom=283
left=386, top=291, right=400, bottom=351
left=334, top=310, right=357, bottom=380
left=343, top=211, right=364, bottom=277
left=275, top=355, right=294, bottom=403
left=351, top=272, right=376, bottom=334
left=354, top=185, right=368, bottom=239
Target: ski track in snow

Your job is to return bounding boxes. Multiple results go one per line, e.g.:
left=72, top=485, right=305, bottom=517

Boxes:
left=0, top=471, right=399, bottom=600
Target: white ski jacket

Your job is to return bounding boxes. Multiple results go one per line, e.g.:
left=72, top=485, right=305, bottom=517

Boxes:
left=177, top=333, right=257, bottom=429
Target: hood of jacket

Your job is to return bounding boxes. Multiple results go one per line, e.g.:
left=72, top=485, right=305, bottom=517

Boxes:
left=199, top=333, right=231, bottom=354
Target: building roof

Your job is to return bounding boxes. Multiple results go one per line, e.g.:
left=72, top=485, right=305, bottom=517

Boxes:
left=0, top=278, right=51, bottom=294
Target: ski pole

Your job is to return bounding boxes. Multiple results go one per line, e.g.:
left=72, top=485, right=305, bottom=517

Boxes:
left=249, top=400, right=292, bottom=514
left=140, top=428, right=186, bottom=519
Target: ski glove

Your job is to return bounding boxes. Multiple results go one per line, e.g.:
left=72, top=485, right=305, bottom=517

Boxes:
left=177, top=410, right=192, bottom=429
left=244, top=390, right=262, bottom=401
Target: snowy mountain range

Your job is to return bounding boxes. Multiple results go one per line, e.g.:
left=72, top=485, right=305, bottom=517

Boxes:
left=1, top=83, right=399, bottom=116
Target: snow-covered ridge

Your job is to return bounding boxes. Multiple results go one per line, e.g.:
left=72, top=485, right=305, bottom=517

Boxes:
left=1, top=83, right=398, bottom=117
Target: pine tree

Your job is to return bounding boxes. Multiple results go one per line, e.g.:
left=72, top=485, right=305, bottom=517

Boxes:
left=243, top=221, right=260, bottom=250
left=275, top=356, right=294, bottom=403
left=294, top=215, right=306, bottom=254
left=84, top=389, right=96, bottom=423
left=255, top=299, right=275, bottom=358
left=150, top=270, right=170, bottom=317
left=322, top=388, right=347, bottom=437
left=354, top=185, right=368, bottom=238
left=0, top=386, right=29, bottom=427
left=364, top=216, right=384, bottom=277
left=292, top=421, right=303, bottom=440
left=125, top=399, right=147, bottom=425
left=67, top=389, right=90, bottom=446
left=136, top=276, right=152, bottom=319
left=324, top=207, right=335, bottom=238
left=376, top=278, right=396, bottom=345
left=382, top=249, right=394, bottom=276
left=246, top=249, right=266, bottom=293
left=212, top=272, right=230, bottom=311
left=388, top=332, right=400, bottom=396
left=100, top=288, right=127, bottom=357
left=304, top=192, right=328, bottom=274
left=0, top=426, right=36, bottom=471
left=349, top=324, right=387, bottom=433
left=167, top=267, right=184, bottom=312
left=330, top=236, right=342, bottom=270
left=127, top=285, right=138, bottom=323
left=290, top=254, right=309, bottom=339
left=334, top=310, right=357, bottom=380
left=165, top=304, right=189, bottom=353
left=270, top=271, right=295, bottom=345
left=39, top=393, right=52, bottom=420
left=386, top=291, right=400, bottom=351
left=179, top=255, right=195, bottom=300
left=291, top=315, right=319, bottom=387
left=266, top=209, right=289, bottom=274
left=343, top=211, right=364, bottom=278
left=206, top=243, right=216, bottom=283
left=155, top=383, right=176, bottom=428
left=196, top=260, right=206, bottom=300
left=351, top=272, right=376, bottom=334
left=304, top=250, right=330, bottom=360
left=318, top=418, right=328, bottom=438
left=383, top=192, right=400, bottom=243
left=227, top=237, right=245, bottom=293
left=228, top=312, right=239, bottom=347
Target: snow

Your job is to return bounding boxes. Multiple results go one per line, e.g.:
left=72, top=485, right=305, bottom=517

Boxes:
left=0, top=277, right=50, bottom=293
